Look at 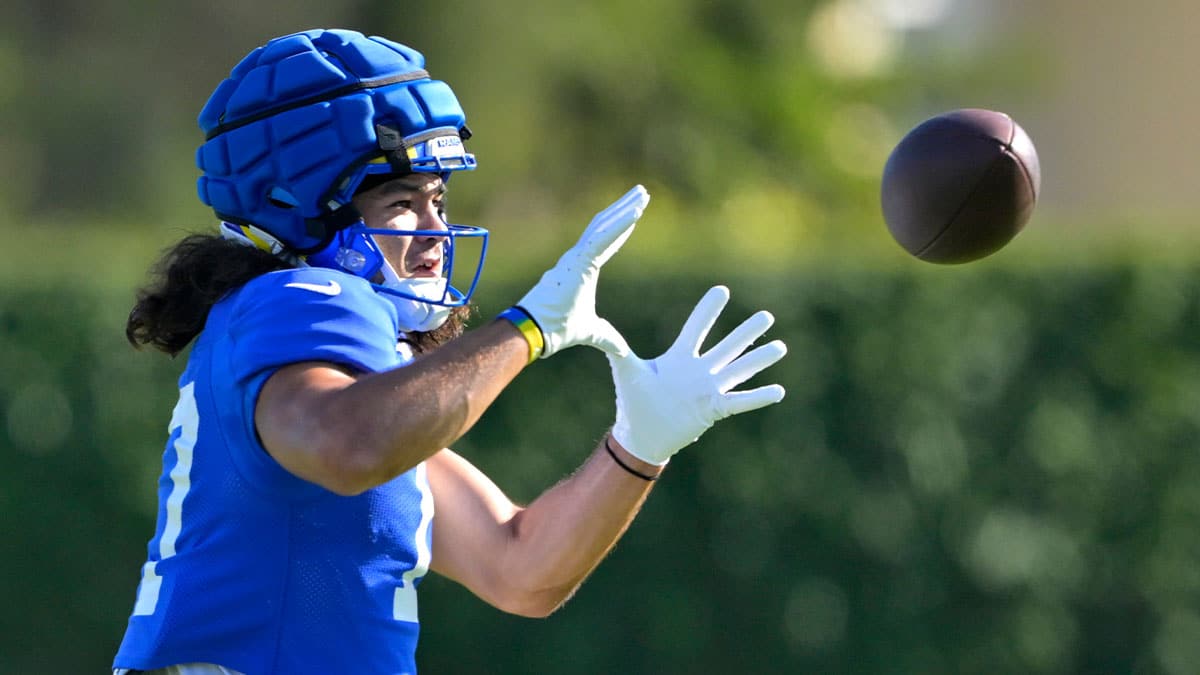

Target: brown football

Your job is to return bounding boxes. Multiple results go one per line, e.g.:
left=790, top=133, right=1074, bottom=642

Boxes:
left=880, top=108, right=1041, bottom=264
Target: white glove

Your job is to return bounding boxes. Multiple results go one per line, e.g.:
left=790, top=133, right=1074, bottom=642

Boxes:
left=608, top=285, right=787, bottom=465
left=516, top=185, right=650, bottom=358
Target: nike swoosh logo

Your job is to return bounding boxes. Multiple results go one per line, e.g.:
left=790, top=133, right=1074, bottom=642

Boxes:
left=284, top=280, right=342, bottom=296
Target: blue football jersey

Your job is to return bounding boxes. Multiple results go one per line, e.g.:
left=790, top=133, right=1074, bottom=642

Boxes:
left=114, top=268, right=434, bottom=675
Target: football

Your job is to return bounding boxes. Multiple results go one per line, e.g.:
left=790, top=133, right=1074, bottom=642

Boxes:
left=880, top=108, right=1041, bottom=264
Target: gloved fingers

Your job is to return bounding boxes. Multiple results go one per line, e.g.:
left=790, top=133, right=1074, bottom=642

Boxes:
left=715, top=384, right=787, bottom=418
left=577, top=185, right=650, bottom=267
left=586, top=318, right=633, bottom=357
left=717, top=339, right=788, bottom=391
left=586, top=185, right=649, bottom=234
left=591, top=222, right=637, bottom=270
left=670, top=285, right=730, bottom=356
left=704, top=310, right=776, bottom=370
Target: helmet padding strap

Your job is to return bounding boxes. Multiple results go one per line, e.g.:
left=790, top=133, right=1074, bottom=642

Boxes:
left=301, top=203, right=364, bottom=255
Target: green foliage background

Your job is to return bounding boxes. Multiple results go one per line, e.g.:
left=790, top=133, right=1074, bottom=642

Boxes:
left=5, top=268, right=1200, bottom=674
left=1, top=1, right=1198, bottom=674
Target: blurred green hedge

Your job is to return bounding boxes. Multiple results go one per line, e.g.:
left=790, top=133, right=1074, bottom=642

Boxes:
left=4, top=261, right=1200, bottom=674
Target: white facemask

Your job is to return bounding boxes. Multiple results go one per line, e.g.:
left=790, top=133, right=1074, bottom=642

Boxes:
left=379, top=262, right=452, bottom=332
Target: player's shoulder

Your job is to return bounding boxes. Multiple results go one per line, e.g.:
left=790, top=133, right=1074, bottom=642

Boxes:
left=244, top=267, right=372, bottom=299
left=232, top=267, right=387, bottom=312
left=223, top=267, right=397, bottom=329
left=207, top=266, right=404, bottom=378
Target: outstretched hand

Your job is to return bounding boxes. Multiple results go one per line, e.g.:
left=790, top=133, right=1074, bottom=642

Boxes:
left=516, top=185, right=650, bottom=358
left=608, top=285, right=787, bottom=465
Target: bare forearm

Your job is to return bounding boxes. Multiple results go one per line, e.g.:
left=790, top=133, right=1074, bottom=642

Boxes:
left=502, top=434, right=662, bottom=613
left=349, top=320, right=528, bottom=465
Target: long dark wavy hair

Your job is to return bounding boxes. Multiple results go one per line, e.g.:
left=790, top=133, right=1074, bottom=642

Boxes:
left=126, top=233, right=472, bottom=357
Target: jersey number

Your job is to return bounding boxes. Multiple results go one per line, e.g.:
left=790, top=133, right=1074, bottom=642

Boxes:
left=130, top=382, right=432, bottom=624
left=133, top=382, right=199, bottom=616
left=392, top=462, right=434, bottom=623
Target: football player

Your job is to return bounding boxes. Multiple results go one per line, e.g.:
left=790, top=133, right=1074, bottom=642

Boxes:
left=113, top=28, right=787, bottom=675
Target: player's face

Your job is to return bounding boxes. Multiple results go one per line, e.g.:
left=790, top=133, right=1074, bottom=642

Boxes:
left=352, top=173, right=448, bottom=279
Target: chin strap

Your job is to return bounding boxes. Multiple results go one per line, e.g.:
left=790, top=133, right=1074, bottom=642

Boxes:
left=300, top=203, right=364, bottom=254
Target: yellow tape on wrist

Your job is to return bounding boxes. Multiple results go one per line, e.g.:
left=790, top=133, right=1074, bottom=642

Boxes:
left=498, top=306, right=544, bottom=364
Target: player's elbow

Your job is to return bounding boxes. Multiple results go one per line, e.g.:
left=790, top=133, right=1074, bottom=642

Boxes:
left=306, top=452, right=376, bottom=496
left=316, top=469, right=376, bottom=497
left=492, top=586, right=575, bottom=619
left=304, top=430, right=400, bottom=496
left=484, top=569, right=584, bottom=618
left=507, top=604, right=558, bottom=620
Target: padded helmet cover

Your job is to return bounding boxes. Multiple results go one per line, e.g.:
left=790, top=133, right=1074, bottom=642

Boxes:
left=196, top=29, right=474, bottom=253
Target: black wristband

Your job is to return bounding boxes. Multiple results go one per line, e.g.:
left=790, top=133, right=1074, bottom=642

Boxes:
left=604, top=435, right=659, bottom=482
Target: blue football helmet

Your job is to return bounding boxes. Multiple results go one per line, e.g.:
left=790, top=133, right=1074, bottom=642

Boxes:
left=196, top=29, right=487, bottom=330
